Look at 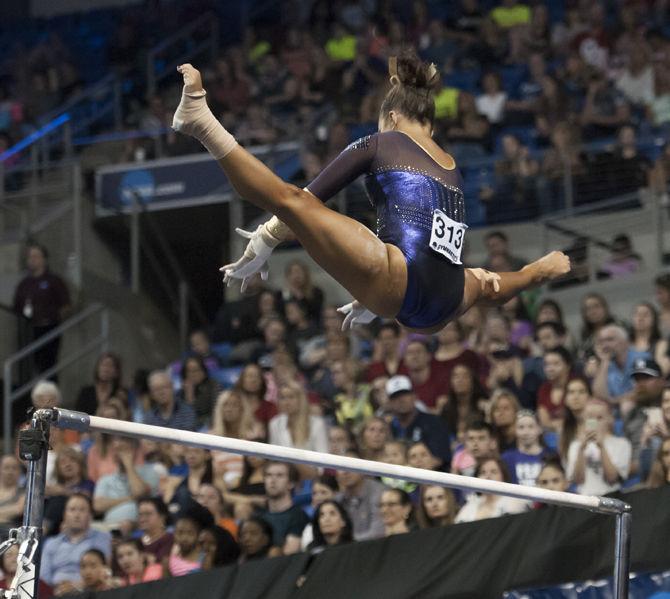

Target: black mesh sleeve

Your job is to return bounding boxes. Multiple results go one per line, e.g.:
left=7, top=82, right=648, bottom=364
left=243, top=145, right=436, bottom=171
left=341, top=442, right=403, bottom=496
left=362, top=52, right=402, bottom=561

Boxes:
left=306, top=134, right=378, bottom=202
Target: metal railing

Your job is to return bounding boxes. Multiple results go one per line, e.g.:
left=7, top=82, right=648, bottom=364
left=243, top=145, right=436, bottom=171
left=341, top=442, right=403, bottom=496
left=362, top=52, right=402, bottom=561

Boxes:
left=2, top=303, right=109, bottom=453
left=147, top=12, right=219, bottom=97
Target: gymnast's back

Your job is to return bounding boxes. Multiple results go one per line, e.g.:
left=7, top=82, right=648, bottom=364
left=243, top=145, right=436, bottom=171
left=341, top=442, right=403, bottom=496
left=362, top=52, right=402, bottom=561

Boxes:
left=307, top=130, right=466, bottom=329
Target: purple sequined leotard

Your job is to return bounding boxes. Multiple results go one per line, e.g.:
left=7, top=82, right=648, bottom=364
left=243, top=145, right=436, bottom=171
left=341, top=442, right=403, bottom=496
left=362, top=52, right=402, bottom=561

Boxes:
left=307, top=131, right=466, bottom=330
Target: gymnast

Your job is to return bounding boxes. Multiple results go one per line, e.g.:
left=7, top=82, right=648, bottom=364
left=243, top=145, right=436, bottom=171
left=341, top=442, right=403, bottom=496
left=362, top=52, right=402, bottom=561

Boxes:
left=172, top=53, right=570, bottom=334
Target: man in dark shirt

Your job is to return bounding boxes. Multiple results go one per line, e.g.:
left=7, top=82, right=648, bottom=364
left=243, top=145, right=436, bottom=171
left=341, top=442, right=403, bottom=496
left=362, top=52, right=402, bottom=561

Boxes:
left=12, top=243, right=70, bottom=378
left=387, top=375, right=452, bottom=470
left=144, top=370, right=196, bottom=431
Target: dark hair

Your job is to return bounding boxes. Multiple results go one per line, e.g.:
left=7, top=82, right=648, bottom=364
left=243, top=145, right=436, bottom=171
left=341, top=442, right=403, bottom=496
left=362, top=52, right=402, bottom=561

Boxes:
left=114, top=538, right=145, bottom=562
left=631, top=301, right=661, bottom=347
left=26, top=241, right=49, bottom=261
left=93, top=352, right=123, bottom=388
left=180, top=354, right=210, bottom=382
left=559, top=376, right=591, bottom=460
left=310, top=500, right=354, bottom=548
left=475, top=457, right=512, bottom=483
left=314, top=474, right=339, bottom=493
left=442, top=364, right=487, bottom=433
left=536, top=299, right=565, bottom=325
left=655, top=273, right=670, bottom=292
left=81, top=549, right=106, bottom=565
left=544, top=346, right=573, bottom=368
left=465, top=419, right=494, bottom=436
left=580, top=293, right=614, bottom=340
left=239, top=450, right=266, bottom=487
left=200, top=525, right=241, bottom=566
left=379, top=51, right=441, bottom=128
left=67, top=492, right=93, bottom=513
left=263, top=461, right=300, bottom=484
left=239, top=516, right=274, bottom=557
left=234, top=363, right=267, bottom=399
left=138, top=496, right=170, bottom=525
left=535, top=321, right=567, bottom=339
left=176, top=502, right=215, bottom=531
left=485, top=230, right=508, bottom=243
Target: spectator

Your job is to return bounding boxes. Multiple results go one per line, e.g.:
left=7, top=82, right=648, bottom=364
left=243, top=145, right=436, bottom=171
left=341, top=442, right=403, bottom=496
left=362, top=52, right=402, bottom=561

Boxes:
left=379, top=488, right=413, bottom=537
left=199, top=525, right=240, bottom=569
left=12, top=242, right=71, bottom=378
left=407, top=441, right=441, bottom=472
left=40, top=494, right=111, bottom=591
left=329, top=359, right=372, bottom=431
left=624, top=359, right=666, bottom=474
left=433, top=320, right=484, bottom=384
left=277, top=260, right=324, bottom=326
left=0, top=544, right=52, bottom=597
left=115, top=538, right=163, bottom=586
left=578, top=293, right=617, bottom=361
left=176, top=355, right=219, bottom=430
left=75, top=352, right=127, bottom=415
left=655, top=273, right=670, bottom=338
left=307, top=499, right=354, bottom=553
left=566, top=399, right=632, bottom=495
left=250, top=318, right=290, bottom=366
left=559, top=377, right=591, bottom=463
left=336, top=450, right=385, bottom=541
left=537, top=346, right=573, bottom=432
left=269, top=382, right=328, bottom=453
left=93, top=436, right=160, bottom=532
left=163, top=447, right=213, bottom=512
left=416, top=485, right=458, bottom=528
left=476, top=71, right=507, bottom=125
left=639, top=387, right=670, bottom=483
left=482, top=231, right=527, bottom=272
left=137, top=497, right=174, bottom=563
left=188, top=328, right=223, bottom=369
left=598, top=235, right=641, bottom=279
left=535, top=459, right=569, bottom=493
left=402, top=340, right=449, bottom=413
left=616, top=45, right=654, bottom=107
left=238, top=516, right=276, bottom=563
left=521, top=321, right=568, bottom=405
left=358, top=416, right=390, bottom=462
left=301, top=475, right=338, bottom=549
left=483, top=314, right=524, bottom=399
left=490, top=388, right=521, bottom=452
left=500, top=296, right=534, bottom=354
left=165, top=507, right=213, bottom=577
left=451, top=419, right=496, bottom=477
left=225, top=455, right=267, bottom=520
left=78, top=549, right=112, bottom=594
left=195, top=483, right=238, bottom=539
left=502, top=410, right=554, bottom=486
left=455, top=458, right=528, bottom=523
left=444, top=92, right=490, bottom=160
left=579, top=72, right=631, bottom=139
left=0, top=456, right=24, bottom=538
left=629, top=303, right=667, bottom=368
left=489, top=0, right=530, bottom=30
left=233, top=363, right=278, bottom=427
left=591, top=324, right=651, bottom=407
left=257, top=461, right=309, bottom=554
left=86, top=400, right=129, bottom=482
left=386, top=375, right=452, bottom=469
left=144, top=370, right=197, bottom=431
left=647, top=436, right=670, bottom=488
left=366, top=322, right=406, bottom=381
left=329, top=425, right=356, bottom=457
left=380, top=441, right=414, bottom=493
left=285, top=299, right=320, bottom=356
left=441, top=364, right=488, bottom=437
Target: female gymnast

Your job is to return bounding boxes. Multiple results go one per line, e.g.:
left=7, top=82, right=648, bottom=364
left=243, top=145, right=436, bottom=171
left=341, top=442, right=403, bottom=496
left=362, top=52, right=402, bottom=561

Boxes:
left=172, top=54, right=570, bottom=334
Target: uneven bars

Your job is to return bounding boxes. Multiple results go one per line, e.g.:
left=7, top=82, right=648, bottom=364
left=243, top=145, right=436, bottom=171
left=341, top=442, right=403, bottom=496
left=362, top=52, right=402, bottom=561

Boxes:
left=54, top=409, right=626, bottom=515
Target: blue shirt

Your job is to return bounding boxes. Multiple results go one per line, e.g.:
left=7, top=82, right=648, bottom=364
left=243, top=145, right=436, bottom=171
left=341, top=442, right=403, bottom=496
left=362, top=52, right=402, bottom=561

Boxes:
left=144, top=399, right=197, bottom=431
left=40, top=528, right=111, bottom=585
left=607, top=349, right=650, bottom=400
left=502, top=448, right=553, bottom=486
left=94, top=465, right=161, bottom=524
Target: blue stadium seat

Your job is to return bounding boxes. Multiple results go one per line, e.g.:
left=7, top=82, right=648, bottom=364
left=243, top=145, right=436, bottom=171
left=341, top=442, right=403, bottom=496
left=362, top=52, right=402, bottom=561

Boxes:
left=211, top=342, right=233, bottom=364
left=444, top=69, right=481, bottom=93
left=211, top=366, right=243, bottom=388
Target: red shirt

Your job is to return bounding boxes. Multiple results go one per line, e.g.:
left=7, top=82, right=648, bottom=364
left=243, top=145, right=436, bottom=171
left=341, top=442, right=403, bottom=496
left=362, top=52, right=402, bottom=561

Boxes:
left=254, top=399, right=278, bottom=424
left=409, top=361, right=450, bottom=409
left=366, top=359, right=408, bottom=382
left=435, top=349, right=484, bottom=386
left=537, top=382, right=566, bottom=420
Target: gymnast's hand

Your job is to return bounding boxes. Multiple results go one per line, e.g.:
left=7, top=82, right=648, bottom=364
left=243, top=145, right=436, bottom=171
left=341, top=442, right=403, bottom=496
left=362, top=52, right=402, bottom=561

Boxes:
left=219, top=226, right=273, bottom=292
left=337, top=301, right=377, bottom=330
left=469, top=268, right=501, bottom=293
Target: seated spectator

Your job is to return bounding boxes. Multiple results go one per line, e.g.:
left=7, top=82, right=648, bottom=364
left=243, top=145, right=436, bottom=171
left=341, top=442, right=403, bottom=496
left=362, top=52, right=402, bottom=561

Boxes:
left=307, top=499, right=354, bottom=553
left=566, top=399, right=632, bottom=495
left=444, top=92, right=490, bottom=160
left=483, top=314, right=524, bottom=396
left=640, top=387, right=670, bottom=482
left=329, top=425, right=356, bottom=457
left=380, top=488, right=413, bottom=537
left=238, top=516, right=276, bottom=563
left=257, top=461, right=308, bottom=554
left=655, top=273, right=670, bottom=339
left=301, top=475, right=338, bottom=549
left=380, top=441, right=415, bottom=494
left=559, top=377, right=591, bottom=463
left=416, top=485, right=458, bottom=529
left=195, top=483, right=238, bottom=539
left=579, top=73, right=630, bottom=139
left=629, top=303, right=668, bottom=371
left=115, top=538, right=163, bottom=586
left=615, top=45, right=654, bottom=108
left=144, top=370, right=197, bottom=431
left=597, top=234, right=641, bottom=280
left=537, top=347, right=573, bottom=432
left=451, top=419, right=496, bottom=478
left=336, top=450, right=385, bottom=541
left=490, top=389, right=521, bottom=452
left=277, top=260, right=324, bottom=326
left=504, top=52, right=545, bottom=124
left=476, top=71, right=507, bottom=125
left=75, top=352, right=127, bottom=415
left=402, top=340, right=449, bottom=413
left=535, top=459, right=569, bottom=495
left=284, top=299, right=320, bottom=356
left=176, top=355, right=219, bottom=430
left=521, top=321, right=568, bottom=406
left=455, top=458, right=529, bottom=523
left=0, top=455, right=24, bottom=538
left=233, top=363, right=277, bottom=427
left=250, top=318, right=290, bottom=367
left=577, top=293, right=618, bottom=361
left=40, top=494, right=111, bottom=591
left=93, top=436, right=160, bottom=533
left=137, top=497, right=174, bottom=563
left=358, top=416, right=390, bottom=462
left=225, top=455, right=267, bottom=520
left=78, top=549, right=112, bottom=594
left=500, top=296, right=534, bottom=354
left=502, top=410, right=554, bottom=486
left=441, top=363, right=488, bottom=437
left=482, top=231, right=527, bottom=272
left=366, top=322, right=406, bottom=381
left=199, top=525, right=240, bottom=569
left=0, top=544, right=52, bottom=597
left=407, top=441, right=441, bottom=472
left=165, top=506, right=213, bottom=577
left=330, top=359, right=372, bottom=432
left=647, top=436, right=670, bottom=488
left=163, top=447, right=214, bottom=512
left=269, top=382, right=328, bottom=453
left=44, top=447, right=94, bottom=536
left=433, top=320, right=484, bottom=384
left=387, top=376, right=452, bottom=469
left=188, top=328, right=223, bottom=369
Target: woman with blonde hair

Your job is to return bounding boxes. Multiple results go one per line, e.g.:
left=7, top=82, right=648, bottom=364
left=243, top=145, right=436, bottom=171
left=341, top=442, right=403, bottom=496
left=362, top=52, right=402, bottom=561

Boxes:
left=358, top=416, right=390, bottom=462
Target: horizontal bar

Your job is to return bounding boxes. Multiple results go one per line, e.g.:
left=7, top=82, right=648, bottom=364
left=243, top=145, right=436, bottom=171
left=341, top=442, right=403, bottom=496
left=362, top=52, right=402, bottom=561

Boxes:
left=51, top=410, right=621, bottom=513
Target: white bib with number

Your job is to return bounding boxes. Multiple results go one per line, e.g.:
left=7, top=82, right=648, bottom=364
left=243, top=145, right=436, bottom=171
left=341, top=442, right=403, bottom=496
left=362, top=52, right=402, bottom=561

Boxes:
left=429, top=209, right=467, bottom=265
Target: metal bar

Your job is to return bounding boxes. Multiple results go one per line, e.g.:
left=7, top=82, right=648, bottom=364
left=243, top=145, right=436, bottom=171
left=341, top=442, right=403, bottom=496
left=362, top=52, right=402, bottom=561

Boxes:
left=613, top=507, right=632, bottom=599
left=54, top=411, right=611, bottom=512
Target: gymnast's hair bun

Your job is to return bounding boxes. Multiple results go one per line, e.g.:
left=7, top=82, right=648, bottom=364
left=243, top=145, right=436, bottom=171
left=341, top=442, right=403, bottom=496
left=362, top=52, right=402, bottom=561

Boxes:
left=389, top=51, right=440, bottom=93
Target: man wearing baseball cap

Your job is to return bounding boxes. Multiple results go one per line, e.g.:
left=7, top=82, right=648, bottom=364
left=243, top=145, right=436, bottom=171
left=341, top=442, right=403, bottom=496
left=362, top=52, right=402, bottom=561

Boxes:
left=624, top=358, right=665, bottom=476
left=385, top=375, right=452, bottom=469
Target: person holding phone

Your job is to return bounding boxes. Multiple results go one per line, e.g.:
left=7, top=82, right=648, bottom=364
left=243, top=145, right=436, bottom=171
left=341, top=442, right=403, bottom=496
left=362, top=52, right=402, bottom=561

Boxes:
left=566, top=399, right=632, bottom=495
left=639, top=385, right=670, bottom=481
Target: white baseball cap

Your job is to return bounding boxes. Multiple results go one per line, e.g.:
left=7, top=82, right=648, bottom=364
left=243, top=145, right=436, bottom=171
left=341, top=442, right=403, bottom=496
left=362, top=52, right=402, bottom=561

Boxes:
left=385, top=375, right=413, bottom=398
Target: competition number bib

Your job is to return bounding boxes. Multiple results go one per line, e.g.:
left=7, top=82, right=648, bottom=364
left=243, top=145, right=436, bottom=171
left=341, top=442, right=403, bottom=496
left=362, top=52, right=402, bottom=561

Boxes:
left=429, top=208, right=467, bottom=265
